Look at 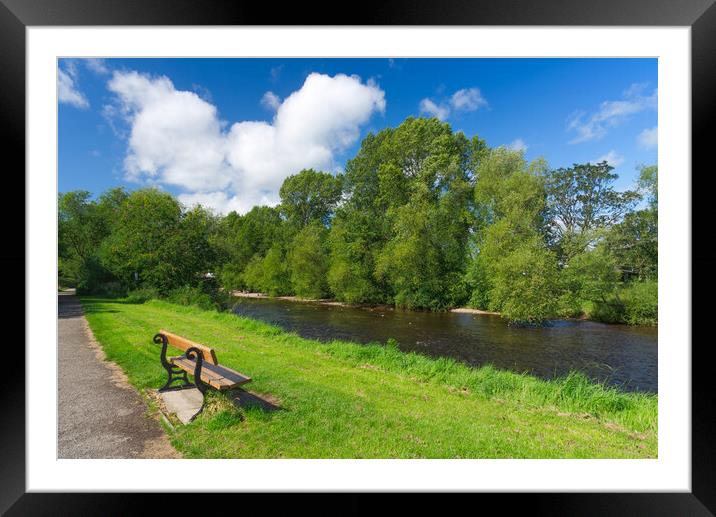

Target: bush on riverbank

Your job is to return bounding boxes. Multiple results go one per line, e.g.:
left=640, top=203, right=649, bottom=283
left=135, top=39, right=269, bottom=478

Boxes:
left=588, top=280, right=658, bottom=326
left=81, top=296, right=657, bottom=458
left=622, top=280, right=658, bottom=325
left=125, top=282, right=234, bottom=312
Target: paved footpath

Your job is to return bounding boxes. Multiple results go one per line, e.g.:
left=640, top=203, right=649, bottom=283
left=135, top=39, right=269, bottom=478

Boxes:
left=58, top=292, right=180, bottom=458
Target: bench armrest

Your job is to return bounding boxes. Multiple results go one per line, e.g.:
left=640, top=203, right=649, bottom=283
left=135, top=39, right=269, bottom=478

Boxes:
left=153, top=332, right=173, bottom=371
left=185, top=346, right=207, bottom=395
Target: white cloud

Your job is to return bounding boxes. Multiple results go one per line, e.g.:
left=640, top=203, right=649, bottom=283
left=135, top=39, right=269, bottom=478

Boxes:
left=85, top=58, right=109, bottom=75
left=567, top=83, right=657, bottom=144
left=637, top=126, right=658, bottom=149
left=450, top=88, right=488, bottom=112
left=420, top=87, right=487, bottom=121
left=177, top=191, right=274, bottom=215
left=507, top=138, right=528, bottom=152
left=261, top=91, right=281, bottom=110
left=107, top=71, right=385, bottom=214
left=108, top=71, right=231, bottom=192
left=594, top=150, right=625, bottom=167
left=419, top=98, right=450, bottom=121
left=58, top=67, right=89, bottom=108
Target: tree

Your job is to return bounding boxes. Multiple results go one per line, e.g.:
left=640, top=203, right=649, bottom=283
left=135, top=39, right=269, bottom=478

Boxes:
left=242, top=245, right=291, bottom=296
left=279, top=169, right=342, bottom=229
left=605, top=165, right=658, bottom=280
left=637, top=164, right=658, bottom=210
left=58, top=189, right=127, bottom=290
left=544, top=161, right=640, bottom=262
left=330, top=117, right=483, bottom=309
left=288, top=222, right=330, bottom=299
left=211, top=206, right=284, bottom=289
left=559, top=243, right=621, bottom=316
left=375, top=128, right=476, bottom=309
left=467, top=147, right=555, bottom=322
left=100, top=188, right=215, bottom=293
left=605, top=209, right=658, bottom=280
left=58, top=191, right=103, bottom=266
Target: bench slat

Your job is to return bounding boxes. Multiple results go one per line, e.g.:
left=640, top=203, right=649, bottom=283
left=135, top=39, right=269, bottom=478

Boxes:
left=170, top=356, right=252, bottom=390
left=171, top=359, right=232, bottom=390
left=160, top=330, right=218, bottom=365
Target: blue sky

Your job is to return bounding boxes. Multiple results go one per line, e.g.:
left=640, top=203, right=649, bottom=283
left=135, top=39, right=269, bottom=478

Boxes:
left=58, top=58, right=657, bottom=214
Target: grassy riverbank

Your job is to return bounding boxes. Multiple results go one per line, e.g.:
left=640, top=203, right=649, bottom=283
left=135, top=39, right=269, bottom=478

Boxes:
left=80, top=296, right=657, bottom=458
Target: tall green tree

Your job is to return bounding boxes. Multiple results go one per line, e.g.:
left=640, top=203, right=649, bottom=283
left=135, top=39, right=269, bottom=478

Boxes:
left=100, top=188, right=215, bottom=292
left=605, top=165, right=658, bottom=280
left=544, top=161, right=640, bottom=262
left=58, top=191, right=104, bottom=267
left=331, top=117, right=483, bottom=309
left=288, top=222, right=330, bottom=299
left=58, top=188, right=129, bottom=289
left=467, top=147, right=557, bottom=322
left=211, top=206, right=284, bottom=289
left=375, top=132, right=475, bottom=309
left=279, top=169, right=342, bottom=229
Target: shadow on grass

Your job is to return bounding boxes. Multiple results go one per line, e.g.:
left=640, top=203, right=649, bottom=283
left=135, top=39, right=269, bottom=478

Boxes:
left=77, top=296, right=141, bottom=314
left=229, top=389, right=283, bottom=414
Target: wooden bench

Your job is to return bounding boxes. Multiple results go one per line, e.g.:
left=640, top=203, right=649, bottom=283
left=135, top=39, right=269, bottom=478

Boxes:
left=153, top=330, right=251, bottom=418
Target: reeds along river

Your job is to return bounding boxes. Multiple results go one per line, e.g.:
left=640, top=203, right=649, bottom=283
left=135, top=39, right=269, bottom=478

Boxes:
left=232, top=297, right=658, bottom=393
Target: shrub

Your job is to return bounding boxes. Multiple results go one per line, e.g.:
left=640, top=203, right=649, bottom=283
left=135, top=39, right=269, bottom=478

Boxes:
left=588, top=280, right=657, bottom=325
left=241, top=246, right=291, bottom=296
left=125, top=287, right=160, bottom=304
left=164, top=283, right=235, bottom=312
left=165, top=286, right=216, bottom=311
left=622, top=280, right=658, bottom=325
left=489, top=241, right=560, bottom=324
left=588, top=300, right=625, bottom=324
left=90, top=281, right=127, bottom=298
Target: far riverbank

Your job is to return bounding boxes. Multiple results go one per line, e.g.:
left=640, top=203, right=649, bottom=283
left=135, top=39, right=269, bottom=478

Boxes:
left=231, top=291, right=500, bottom=316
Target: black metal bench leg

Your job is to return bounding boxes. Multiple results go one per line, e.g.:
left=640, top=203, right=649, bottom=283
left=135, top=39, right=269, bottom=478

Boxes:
left=186, top=347, right=207, bottom=422
left=159, top=368, right=192, bottom=392
left=153, top=335, right=210, bottom=422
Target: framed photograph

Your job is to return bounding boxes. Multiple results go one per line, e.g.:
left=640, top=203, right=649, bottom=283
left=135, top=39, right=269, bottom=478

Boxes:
left=4, top=0, right=713, bottom=512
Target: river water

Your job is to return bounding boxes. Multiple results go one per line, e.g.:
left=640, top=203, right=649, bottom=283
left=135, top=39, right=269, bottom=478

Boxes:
left=232, top=297, right=658, bottom=393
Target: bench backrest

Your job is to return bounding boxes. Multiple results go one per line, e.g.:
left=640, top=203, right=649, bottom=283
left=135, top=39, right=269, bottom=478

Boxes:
left=159, top=329, right=219, bottom=365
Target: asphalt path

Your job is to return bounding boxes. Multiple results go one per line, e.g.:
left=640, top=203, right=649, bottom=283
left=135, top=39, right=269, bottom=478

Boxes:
left=57, top=292, right=179, bottom=458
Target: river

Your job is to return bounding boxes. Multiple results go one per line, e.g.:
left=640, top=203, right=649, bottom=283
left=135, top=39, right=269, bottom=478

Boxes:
left=232, top=297, right=657, bottom=393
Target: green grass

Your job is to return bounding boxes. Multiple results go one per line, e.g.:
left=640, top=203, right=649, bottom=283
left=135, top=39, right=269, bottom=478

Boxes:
left=80, top=296, right=657, bottom=458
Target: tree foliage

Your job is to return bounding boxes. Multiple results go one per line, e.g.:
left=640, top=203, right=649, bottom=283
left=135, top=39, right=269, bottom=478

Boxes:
left=279, top=169, right=342, bottom=229
left=242, top=245, right=291, bottom=296
left=544, top=161, right=640, bottom=262
left=99, top=188, right=217, bottom=293
left=466, top=147, right=558, bottom=321
left=288, top=222, right=330, bottom=299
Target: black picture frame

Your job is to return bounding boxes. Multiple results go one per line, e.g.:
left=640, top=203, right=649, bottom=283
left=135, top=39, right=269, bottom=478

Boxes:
left=2, top=0, right=712, bottom=513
